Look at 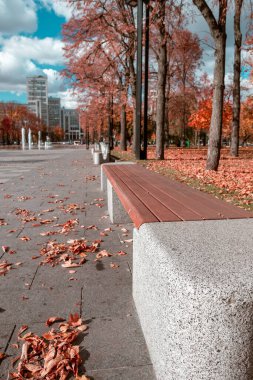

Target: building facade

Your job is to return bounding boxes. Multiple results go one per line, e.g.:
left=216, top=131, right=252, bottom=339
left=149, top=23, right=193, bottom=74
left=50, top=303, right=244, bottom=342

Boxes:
left=61, top=108, right=83, bottom=141
left=48, top=97, right=61, bottom=128
left=27, top=76, right=48, bottom=126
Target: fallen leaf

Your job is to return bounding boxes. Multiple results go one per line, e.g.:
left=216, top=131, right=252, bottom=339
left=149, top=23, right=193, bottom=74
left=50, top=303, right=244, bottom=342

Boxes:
left=0, top=352, right=7, bottom=362
left=96, top=250, right=112, bottom=259
left=117, top=250, right=127, bottom=256
left=18, top=325, right=28, bottom=337
left=46, top=316, right=65, bottom=326
left=2, top=246, right=9, bottom=253
left=20, top=236, right=31, bottom=242
left=61, top=262, right=82, bottom=268
left=110, top=263, right=119, bottom=269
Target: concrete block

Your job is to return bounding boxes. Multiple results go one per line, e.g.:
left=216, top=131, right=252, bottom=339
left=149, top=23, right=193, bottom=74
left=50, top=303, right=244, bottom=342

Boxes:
left=101, top=161, right=136, bottom=192
left=133, top=219, right=253, bottom=380
left=107, top=179, right=131, bottom=224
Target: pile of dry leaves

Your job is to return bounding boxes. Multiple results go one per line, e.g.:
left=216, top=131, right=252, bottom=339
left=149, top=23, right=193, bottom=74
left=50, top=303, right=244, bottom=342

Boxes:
left=10, top=314, right=89, bottom=380
left=40, top=238, right=100, bottom=267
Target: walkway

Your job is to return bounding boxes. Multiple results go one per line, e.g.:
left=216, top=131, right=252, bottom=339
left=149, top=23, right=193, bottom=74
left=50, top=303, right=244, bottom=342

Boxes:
left=0, top=147, right=155, bottom=379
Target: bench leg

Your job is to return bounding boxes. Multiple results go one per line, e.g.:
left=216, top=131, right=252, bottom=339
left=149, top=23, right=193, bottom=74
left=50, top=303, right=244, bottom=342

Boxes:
left=133, top=220, right=253, bottom=380
left=107, top=180, right=131, bottom=224
left=101, top=165, right=107, bottom=192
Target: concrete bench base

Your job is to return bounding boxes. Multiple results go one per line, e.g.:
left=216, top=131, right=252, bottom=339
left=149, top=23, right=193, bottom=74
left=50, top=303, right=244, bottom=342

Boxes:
left=107, top=179, right=131, bottom=224
left=133, top=219, right=253, bottom=380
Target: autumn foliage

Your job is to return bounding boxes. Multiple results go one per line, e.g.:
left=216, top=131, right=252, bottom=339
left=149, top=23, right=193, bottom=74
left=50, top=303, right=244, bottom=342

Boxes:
left=188, top=98, right=233, bottom=137
left=0, top=102, right=46, bottom=145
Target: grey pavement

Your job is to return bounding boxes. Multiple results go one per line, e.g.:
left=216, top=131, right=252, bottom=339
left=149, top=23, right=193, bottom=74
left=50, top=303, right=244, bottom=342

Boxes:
left=0, top=147, right=155, bottom=380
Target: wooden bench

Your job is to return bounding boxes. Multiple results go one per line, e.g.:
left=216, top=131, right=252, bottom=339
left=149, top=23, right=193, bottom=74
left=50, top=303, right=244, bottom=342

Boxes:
left=102, top=163, right=253, bottom=379
left=102, top=163, right=252, bottom=228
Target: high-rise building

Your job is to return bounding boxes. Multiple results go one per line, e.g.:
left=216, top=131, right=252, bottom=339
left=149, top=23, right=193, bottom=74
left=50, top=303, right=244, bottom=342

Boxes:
left=27, top=76, right=48, bottom=126
left=61, top=108, right=83, bottom=141
left=48, top=97, right=61, bottom=128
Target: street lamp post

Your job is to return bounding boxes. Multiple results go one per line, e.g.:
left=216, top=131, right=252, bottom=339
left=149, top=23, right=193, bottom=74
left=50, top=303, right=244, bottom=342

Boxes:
left=125, top=0, right=149, bottom=160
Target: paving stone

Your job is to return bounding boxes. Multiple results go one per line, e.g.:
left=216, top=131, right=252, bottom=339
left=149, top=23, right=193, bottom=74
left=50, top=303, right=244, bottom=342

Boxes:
left=86, top=364, right=155, bottom=380
left=0, top=286, right=82, bottom=325
left=82, top=315, right=152, bottom=371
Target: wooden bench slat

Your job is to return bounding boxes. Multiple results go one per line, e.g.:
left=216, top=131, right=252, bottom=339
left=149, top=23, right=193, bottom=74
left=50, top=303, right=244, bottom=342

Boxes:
left=111, top=166, right=182, bottom=222
left=105, top=166, right=159, bottom=227
left=126, top=164, right=252, bottom=220
left=114, top=165, right=204, bottom=221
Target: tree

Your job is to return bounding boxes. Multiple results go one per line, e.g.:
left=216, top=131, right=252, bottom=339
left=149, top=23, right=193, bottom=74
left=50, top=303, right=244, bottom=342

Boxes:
left=63, top=0, right=136, bottom=151
left=231, top=0, right=244, bottom=157
left=154, top=1, right=167, bottom=160
left=240, top=96, right=253, bottom=144
left=171, top=29, right=202, bottom=141
left=192, top=0, right=227, bottom=170
left=188, top=97, right=232, bottom=138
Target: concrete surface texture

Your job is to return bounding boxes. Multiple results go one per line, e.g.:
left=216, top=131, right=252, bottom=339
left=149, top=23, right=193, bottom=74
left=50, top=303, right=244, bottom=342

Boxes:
left=133, top=220, right=253, bottom=380
left=107, top=179, right=132, bottom=225
left=0, top=147, right=155, bottom=379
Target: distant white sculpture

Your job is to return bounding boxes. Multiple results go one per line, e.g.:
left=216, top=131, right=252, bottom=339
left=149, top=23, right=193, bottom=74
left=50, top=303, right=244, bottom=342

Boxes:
left=28, top=129, right=32, bottom=150
left=38, top=131, right=41, bottom=150
left=21, top=128, right=26, bottom=150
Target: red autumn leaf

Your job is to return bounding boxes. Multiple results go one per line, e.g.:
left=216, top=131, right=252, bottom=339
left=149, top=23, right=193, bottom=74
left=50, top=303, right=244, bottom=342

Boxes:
left=117, top=250, right=127, bottom=256
left=110, top=263, right=119, bottom=269
left=20, top=236, right=31, bottom=241
left=46, top=316, right=65, bottom=326
left=0, top=352, right=7, bottom=361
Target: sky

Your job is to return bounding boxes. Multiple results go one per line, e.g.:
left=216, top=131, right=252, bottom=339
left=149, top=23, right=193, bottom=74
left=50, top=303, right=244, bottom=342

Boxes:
left=0, top=0, right=78, bottom=108
left=0, top=0, right=252, bottom=108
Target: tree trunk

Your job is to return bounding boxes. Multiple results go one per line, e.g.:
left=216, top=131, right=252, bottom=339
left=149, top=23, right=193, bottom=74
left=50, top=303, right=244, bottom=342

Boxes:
left=156, top=2, right=167, bottom=160
left=192, top=0, right=227, bottom=171
left=164, top=79, right=170, bottom=147
left=129, top=57, right=137, bottom=153
left=206, top=34, right=226, bottom=170
left=120, top=104, right=127, bottom=151
left=230, top=0, right=243, bottom=157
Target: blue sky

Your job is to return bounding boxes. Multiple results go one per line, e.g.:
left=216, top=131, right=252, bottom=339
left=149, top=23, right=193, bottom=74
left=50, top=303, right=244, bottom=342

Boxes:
left=0, top=0, right=77, bottom=107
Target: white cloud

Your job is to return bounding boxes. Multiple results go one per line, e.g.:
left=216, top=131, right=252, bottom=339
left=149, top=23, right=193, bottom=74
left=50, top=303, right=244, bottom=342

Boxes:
left=3, top=36, right=64, bottom=65
left=0, top=35, right=65, bottom=93
left=0, top=0, right=37, bottom=35
left=40, top=0, right=73, bottom=20
left=53, top=89, right=78, bottom=108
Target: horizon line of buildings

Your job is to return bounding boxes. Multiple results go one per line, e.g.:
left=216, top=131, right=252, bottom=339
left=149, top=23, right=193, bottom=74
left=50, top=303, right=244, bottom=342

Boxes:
left=26, top=75, right=83, bottom=141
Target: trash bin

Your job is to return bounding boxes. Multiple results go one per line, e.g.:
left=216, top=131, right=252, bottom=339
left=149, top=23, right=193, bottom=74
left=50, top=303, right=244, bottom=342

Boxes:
left=93, top=151, right=103, bottom=165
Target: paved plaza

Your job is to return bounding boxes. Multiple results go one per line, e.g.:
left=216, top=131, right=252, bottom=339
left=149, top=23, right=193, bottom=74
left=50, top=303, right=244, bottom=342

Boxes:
left=0, top=147, right=155, bottom=379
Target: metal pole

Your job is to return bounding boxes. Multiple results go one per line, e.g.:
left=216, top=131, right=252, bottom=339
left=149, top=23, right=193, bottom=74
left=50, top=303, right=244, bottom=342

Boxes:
left=142, top=1, right=149, bottom=160
left=86, top=123, right=89, bottom=149
left=135, top=0, right=143, bottom=160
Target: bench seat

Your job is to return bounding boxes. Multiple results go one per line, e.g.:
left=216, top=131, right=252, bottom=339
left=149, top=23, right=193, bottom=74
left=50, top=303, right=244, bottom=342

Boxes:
left=103, top=163, right=252, bottom=228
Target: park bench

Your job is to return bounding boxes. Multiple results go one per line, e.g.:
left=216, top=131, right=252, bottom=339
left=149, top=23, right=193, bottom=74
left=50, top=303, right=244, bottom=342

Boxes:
left=101, top=162, right=253, bottom=380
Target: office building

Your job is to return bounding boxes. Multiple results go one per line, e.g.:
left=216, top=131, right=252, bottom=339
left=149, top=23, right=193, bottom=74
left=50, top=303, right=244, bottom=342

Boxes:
left=27, top=75, right=48, bottom=126
left=48, top=97, right=61, bottom=128
left=61, top=108, right=83, bottom=141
